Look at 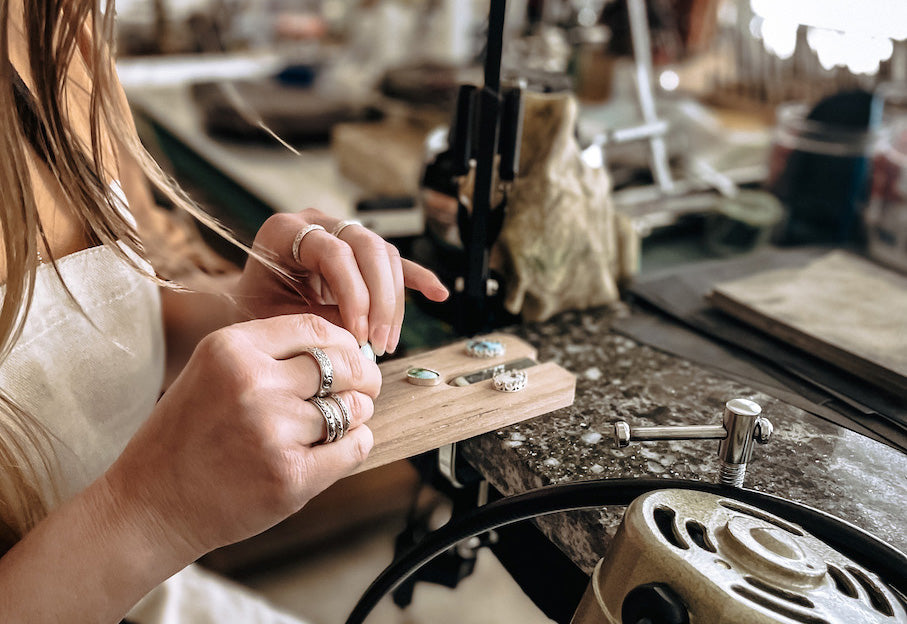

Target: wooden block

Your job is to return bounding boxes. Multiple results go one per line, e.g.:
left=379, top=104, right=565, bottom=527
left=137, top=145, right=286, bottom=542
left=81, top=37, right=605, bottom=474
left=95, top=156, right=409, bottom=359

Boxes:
left=709, top=251, right=907, bottom=395
left=354, top=333, right=576, bottom=474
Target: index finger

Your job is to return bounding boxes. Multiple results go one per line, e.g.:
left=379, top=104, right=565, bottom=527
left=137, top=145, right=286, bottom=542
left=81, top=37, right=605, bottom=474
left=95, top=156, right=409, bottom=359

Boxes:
left=403, top=259, right=449, bottom=302
left=232, top=313, right=359, bottom=360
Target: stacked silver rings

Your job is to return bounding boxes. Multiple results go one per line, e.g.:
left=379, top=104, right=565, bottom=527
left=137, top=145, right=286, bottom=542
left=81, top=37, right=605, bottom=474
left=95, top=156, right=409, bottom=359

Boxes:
left=329, top=393, right=352, bottom=433
left=304, top=347, right=334, bottom=397
left=308, top=394, right=351, bottom=443
left=303, top=347, right=353, bottom=444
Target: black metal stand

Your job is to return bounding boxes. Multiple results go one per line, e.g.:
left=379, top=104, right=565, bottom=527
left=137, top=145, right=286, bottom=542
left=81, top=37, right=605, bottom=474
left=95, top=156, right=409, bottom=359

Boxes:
left=448, top=0, right=523, bottom=335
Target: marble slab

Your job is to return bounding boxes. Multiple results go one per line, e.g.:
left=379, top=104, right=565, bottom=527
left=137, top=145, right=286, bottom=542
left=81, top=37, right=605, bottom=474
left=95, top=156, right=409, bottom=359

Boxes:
left=458, top=304, right=907, bottom=575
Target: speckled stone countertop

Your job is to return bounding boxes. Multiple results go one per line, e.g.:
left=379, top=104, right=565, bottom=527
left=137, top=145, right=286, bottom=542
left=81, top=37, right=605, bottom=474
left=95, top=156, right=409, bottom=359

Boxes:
left=457, top=304, right=907, bottom=575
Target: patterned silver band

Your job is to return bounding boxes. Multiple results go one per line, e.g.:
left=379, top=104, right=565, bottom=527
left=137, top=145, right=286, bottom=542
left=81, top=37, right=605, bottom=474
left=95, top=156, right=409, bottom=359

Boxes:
left=304, top=347, right=334, bottom=397
left=309, top=396, right=340, bottom=443
left=331, top=219, right=364, bottom=238
left=329, top=393, right=352, bottom=435
left=292, top=224, right=326, bottom=263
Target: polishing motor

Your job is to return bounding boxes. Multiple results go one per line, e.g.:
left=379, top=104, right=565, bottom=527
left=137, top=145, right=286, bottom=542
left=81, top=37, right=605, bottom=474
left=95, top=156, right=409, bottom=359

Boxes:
left=571, top=489, right=906, bottom=624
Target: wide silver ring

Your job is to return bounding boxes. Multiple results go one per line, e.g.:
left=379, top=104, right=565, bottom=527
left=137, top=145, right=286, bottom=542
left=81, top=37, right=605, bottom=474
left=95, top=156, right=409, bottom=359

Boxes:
left=292, top=224, right=326, bottom=263
left=329, top=393, right=352, bottom=436
left=309, top=397, right=340, bottom=443
left=304, top=347, right=334, bottom=397
left=493, top=370, right=527, bottom=393
left=331, top=219, right=363, bottom=238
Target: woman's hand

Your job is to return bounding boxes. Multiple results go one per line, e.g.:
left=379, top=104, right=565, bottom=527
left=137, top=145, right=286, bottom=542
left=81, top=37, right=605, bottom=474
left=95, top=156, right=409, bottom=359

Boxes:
left=235, top=209, right=449, bottom=356
left=103, top=314, right=379, bottom=560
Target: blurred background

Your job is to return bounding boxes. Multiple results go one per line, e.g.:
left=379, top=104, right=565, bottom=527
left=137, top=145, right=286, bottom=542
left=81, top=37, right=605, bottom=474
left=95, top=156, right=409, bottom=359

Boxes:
left=113, top=2, right=907, bottom=622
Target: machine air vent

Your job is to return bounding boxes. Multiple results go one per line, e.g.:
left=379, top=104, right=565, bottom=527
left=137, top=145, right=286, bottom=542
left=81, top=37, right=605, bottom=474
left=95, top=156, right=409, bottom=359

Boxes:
left=652, top=506, right=689, bottom=550
left=847, top=566, right=895, bottom=617
left=827, top=564, right=859, bottom=599
left=685, top=519, right=716, bottom=553
left=719, top=500, right=804, bottom=536
left=744, top=576, right=814, bottom=608
left=731, top=584, right=830, bottom=624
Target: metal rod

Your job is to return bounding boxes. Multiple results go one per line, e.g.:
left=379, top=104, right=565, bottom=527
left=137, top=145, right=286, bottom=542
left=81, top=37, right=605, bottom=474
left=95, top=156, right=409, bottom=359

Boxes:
left=613, top=421, right=726, bottom=448
left=484, top=0, right=507, bottom=92
left=626, top=0, right=674, bottom=193
left=629, top=425, right=728, bottom=440
left=462, top=0, right=507, bottom=333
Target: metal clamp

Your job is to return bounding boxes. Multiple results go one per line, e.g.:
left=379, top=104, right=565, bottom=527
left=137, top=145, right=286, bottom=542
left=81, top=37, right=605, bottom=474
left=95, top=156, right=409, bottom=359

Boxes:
left=613, top=398, right=773, bottom=487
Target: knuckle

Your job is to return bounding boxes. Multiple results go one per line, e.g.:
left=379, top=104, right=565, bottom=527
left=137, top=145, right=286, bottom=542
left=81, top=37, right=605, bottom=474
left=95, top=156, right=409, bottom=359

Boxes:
left=296, top=313, right=333, bottom=345
left=196, top=328, right=274, bottom=401
left=265, top=212, right=299, bottom=234
left=324, top=238, right=355, bottom=263
left=197, top=327, right=234, bottom=357
left=349, top=392, right=374, bottom=424
left=196, top=329, right=244, bottom=372
left=386, top=243, right=401, bottom=260
left=363, top=237, right=388, bottom=258
left=351, top=427, right=374, bottom=464
left=234, top=384, right=271, bottom=417
left=344, top=347, right=365, bottom=383
left=375, top=292, right=398, bottom=314
left=300, top=207, right=322, bottom=222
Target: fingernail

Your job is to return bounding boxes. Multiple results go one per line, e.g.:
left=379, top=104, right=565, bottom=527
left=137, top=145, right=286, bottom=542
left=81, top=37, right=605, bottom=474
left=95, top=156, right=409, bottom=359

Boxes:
left=356, top=316, right=369, bottom=345
left=388, top=326, right=402, bottom=353
left=373, top=324, right=391, bottom=357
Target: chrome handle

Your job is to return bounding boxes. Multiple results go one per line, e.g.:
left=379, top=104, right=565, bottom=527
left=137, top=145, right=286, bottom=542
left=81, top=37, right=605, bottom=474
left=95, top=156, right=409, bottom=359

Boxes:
left=612, top=399, right=773, bottom=487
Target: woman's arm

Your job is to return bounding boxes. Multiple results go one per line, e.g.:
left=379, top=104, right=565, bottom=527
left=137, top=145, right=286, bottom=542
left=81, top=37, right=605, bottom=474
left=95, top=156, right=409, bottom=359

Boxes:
left=0, top=473, right=191, bottom=622
left=0, top=314, right=378, bottom=622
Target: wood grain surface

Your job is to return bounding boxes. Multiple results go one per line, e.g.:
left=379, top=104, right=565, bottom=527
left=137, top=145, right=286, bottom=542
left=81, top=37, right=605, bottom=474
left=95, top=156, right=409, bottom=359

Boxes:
left=354, top=333, right=576, bottom=474
left=709, top=251, right=907, bottom=395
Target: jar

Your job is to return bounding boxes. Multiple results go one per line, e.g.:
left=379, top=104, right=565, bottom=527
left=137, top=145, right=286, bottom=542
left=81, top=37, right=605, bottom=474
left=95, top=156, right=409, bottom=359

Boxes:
left=865, top=122, right=907, bottom=273
left=767, top=102, right=882, bottom=246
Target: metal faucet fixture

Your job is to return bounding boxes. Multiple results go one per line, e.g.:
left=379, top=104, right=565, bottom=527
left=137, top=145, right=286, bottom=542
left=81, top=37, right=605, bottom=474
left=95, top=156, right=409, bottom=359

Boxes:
left=612, top=399, right=773, bottom=487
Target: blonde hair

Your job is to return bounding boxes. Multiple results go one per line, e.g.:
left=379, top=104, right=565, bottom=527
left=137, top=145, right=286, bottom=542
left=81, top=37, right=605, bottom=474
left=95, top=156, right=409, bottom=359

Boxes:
left=0, top=0, right=251, bottom=555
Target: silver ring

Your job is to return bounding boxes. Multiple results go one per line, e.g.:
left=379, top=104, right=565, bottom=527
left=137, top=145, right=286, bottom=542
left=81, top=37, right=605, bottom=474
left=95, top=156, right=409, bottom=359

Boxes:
left=304, top=347, right=334, bottom=397
left=406, top=367, right=442, bottom=386
left=309, top=397, right=339, bottom=443
left=466, top=339, right=505, bottom=359
left=331, top=219, right=363, bottom=238
left=292, top=224, right=326, bottom=263
left=492, top=370, right=527, bottom=392
left=329, top=393, right=352, bottom=436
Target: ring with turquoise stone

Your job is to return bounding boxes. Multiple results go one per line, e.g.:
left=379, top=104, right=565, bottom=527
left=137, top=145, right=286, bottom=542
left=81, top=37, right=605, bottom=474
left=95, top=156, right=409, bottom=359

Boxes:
left=406, top=367, right=442, bottom=386
left=465, top=338, right=505, bottom=358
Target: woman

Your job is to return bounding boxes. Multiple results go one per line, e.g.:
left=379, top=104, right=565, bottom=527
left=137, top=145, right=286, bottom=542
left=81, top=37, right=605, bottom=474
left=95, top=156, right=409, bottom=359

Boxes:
left=0, top=1, right=448, bottom=621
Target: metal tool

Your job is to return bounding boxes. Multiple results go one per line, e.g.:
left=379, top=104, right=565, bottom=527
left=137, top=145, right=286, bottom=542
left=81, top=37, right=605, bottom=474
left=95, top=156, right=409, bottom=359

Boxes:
left=626, top=0, right=674, bottom=194
left=612, top=398, right=773, bottom=487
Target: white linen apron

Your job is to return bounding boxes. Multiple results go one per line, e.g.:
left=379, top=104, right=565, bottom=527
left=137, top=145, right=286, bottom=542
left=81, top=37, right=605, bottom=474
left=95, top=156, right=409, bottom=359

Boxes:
left=0, top=232, right=303, bottom=624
